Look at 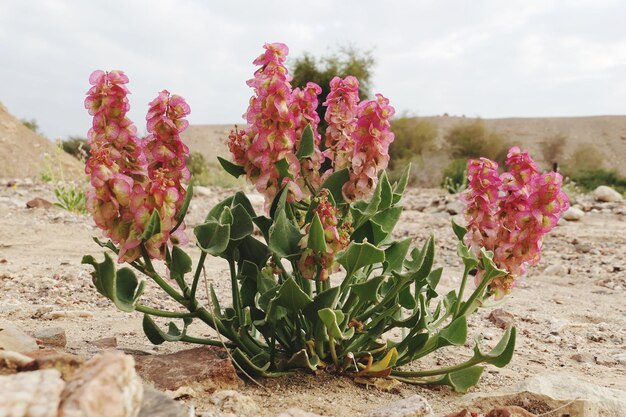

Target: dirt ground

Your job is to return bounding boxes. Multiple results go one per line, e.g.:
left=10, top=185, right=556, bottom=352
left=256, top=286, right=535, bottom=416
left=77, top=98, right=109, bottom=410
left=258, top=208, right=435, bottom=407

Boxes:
left=0, top=181, right=624, bottom=416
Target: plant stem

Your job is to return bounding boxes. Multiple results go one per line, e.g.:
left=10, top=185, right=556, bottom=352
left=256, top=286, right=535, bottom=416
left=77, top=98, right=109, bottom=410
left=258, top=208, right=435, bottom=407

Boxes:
left=453, top=265, right=471, bottom=319
left=140, top=244, right=186, bottom=305
left=189, top=252, right=208, bottom=304
left=329, top=335, right=339, bottom=368
left=456, top=269, right=495, bottom=318
left=391, top=356, right=480, bottom=377
left=228, top=255, right=243, bottom=325
left=135, top=304, right=197, bottom=318
left=181, top=334, right=236, bottom=348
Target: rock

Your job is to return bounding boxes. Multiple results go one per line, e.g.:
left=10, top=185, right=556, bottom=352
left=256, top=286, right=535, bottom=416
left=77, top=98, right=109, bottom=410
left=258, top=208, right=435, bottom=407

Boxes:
left=563, top=207, right=584, bottom=221
left=573, top=241, right=592, bottom=254
left=485, top=406, right=536, bottom=417
left=464, top=373, right=626, bottom=417
left=277, top=408, right=327, bottom=417
left=90, top=336, right=118, bottom=349
left=366, top=395, right=433, bottom=417
left=194, top=186, right=212, bottom=197
left=138, top=386, right=188, bottom=417
left=548, top=318, right=568, bottom=335
left=209, top=390, right=260, bottom=417
left=542, top=263, right=568, bottom=276
left=570, top=352, right=594, bottom=364
left=0, top=369, right=65, bottom=417
left=488, top=309, right=515, bottom=329
left=445, top=201, right=465, bottom=215
left=34, top=326, right=67, bottom=347
left=21, top=349, right=85, bottom=380
left=134, top=346, right=240, bottom=392
left=26, top=197, right=54, bottom=209
left=59, top=351, right=143, bottom=417
left=593, top=186, right=623, bottom=202
left=0, top=350, right=35, bottom=374
left=0, top=321, right=39, bottom=352
left=44, top=310, right=94, bottom=319
left=443, top=410, right=472, bottom=417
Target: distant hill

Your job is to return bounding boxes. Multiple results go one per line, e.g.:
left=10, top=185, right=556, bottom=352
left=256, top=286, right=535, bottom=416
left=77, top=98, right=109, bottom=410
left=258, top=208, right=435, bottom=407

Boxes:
left=181, top=116, right=626, bottom=176
left=0, top=102, right=83, bottom=180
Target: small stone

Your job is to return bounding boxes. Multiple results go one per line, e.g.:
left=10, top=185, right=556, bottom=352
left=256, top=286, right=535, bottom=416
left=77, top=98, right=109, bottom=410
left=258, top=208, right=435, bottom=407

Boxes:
left=139, top=386, right=188, bottom=417
left=26, top=197, right=53, bottom=209
left=443, top=410, right=472, bottom=417
left=134, top=346, right=240, bottom=392
left=21, top=349, right=84, bottom=380
left=445, top=201, right=465, bottom=215
left=44, top=310, right=94, bottom=319
left=570, top=352, right=594, bottom=363
left=613, top=353, right=626, bottom=365
left=548, top=318, right=568, bottom=335
left=59, top=351, right=143, bottom=417
left=488, top=309, right=515, bottom=329
left=573, top=242, right=592, bottom=254
left=485, top=406, right=537, bottom=417
left=0, top=350, right=35, bottom=374
left=594, top=354, right=618, bottom=366
left=0, top=369, right=65, bottom=417
left=542, top=263, right=568, bottom=276
left=90, top=336, right=118, bottom=349
left=34, top=326, right=67, bottom=347
left=562, top=207, right=584, bottom=221
left=209, top=390, right=260, bottom=417
left=366, top=395, right=433, bottom=417
left=0, top=321, right=39, bottom=352
left=194, top=186, right=212, bottom=196
left=593, top=185, right=623, bottom=202
left=277, top=408, right=327, bottom=417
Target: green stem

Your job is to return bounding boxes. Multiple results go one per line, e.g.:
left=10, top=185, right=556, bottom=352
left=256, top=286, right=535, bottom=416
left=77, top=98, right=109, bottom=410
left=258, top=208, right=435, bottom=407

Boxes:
left=189, top=252, right=208, bottom=304
left=456, top=269, right=496, bottom=318
left=453, top=265, right=471, bottom=319
left=135, top=304, right=197, bottom=318
left=180, top=334, right=236, bottom=348
left=140, top=244, right=186, bottom=305
left=392, top=356, right=480, bottom=377
left=228, top=255, right=243, bottom=325
left=329, top=335, right=339, bottom=368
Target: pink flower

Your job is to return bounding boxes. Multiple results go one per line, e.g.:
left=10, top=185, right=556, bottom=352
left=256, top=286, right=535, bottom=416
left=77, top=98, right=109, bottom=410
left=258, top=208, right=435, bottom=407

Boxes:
left=461, top=147, right=570, bottom=299
left=342, top=94, right=395, bottom=201
left=323, top=76, right=360, bottom=171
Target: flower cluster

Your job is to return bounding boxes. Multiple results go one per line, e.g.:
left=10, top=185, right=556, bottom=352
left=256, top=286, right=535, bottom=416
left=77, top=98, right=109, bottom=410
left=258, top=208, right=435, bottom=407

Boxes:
left=462, top=147, right=570, bottom=299
left=228, top=43, right=395, bottom=206
left=297, top=190, right=351, bottom=281
left=342, top=94, right=395, bottom=201
left=84, top=71, right=190, bottom=262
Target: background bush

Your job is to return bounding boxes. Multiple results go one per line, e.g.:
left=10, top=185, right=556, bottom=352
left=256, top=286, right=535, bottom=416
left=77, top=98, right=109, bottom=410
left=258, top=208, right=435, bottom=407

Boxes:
left=187, top=151, right=242, bottom=188
left=539, top=134, right=567, bottom=170
left=444, top=119, right=508, bottom=164
left=61, top=136, right=91, bottom=160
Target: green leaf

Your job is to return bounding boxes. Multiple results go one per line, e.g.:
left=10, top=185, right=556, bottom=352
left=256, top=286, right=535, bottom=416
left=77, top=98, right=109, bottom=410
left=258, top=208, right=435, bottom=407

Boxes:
left=237, top=235, right=271, bottom=268
left=318, top=308, right=354, bottom=340
left=169, top=245, right=192, bottom=286
left=275, top=158, right=292, bottom=181
left=337, top=241, right=385, bottom=277
left=142, top=315, right=191, bottom=344
left=229, top=204, right=254, bottom=241
left=304, top=286, right=341, bottom=321
left=457, top=242, right=479, bottom=270
left=480, top=248, right=508, bottom=280
left=194, top=220, right=230, bottom=256
left=307, top=213, right=327, bottom=252
left=398, top=285, right=417, bottom=309
left=82, top=253, right=144, bottom=312
left=378, top=171, right=393, bottom=211
left=172, top=182, right=193, bottom=233
left=407, top=236, right=435, bottom=282
left=217, top=156, right=245, bottom=178
left=231, top=348, right=291, bottom=377
left=319, top=168, right=349, bottom=205
left=438, top=316, right=468, bottom=346
left=350, top=275, right=385, bottom=303
left=473, top=326, right=516, bottom=367
left=432, top=366, right=485, bottom=393
left=392, top=164, right=411, bottom=204
left=296, top=124, right=315, bottom=159
left=370, top=206, right=403, bottom=244
left=451, top=219, right=468, bottom=241
left=384, top=238, right=412, bottom=273
left=268, top=210, right=302, bottom=259
left=287, top=349, right=320, bottom=371
left=273, top=276, right=313, bottom=311
left=141, top=209, right=161, bottom=241
left=253, top=215, right=272, bottom=241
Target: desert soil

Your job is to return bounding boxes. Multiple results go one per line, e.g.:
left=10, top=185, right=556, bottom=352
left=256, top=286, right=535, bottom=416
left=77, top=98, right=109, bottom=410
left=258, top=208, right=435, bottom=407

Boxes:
left=0, top=181, right=625, bottom=416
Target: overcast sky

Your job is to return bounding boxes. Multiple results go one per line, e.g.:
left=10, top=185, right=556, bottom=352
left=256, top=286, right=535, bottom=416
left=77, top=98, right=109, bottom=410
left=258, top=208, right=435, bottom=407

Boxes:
left=1, top=0, right=625, bottom=140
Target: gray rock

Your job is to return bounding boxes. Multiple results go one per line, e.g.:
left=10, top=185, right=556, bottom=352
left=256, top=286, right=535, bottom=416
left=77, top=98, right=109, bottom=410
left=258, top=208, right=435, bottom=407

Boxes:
left=570, top=352, right=594, bottom=363
left=59, top=351, right=143, bottom=417
left=34, top=327, right=67, bottom=348
left=548, top=318, right=568, bottom=335
left=487, top=309, right=515, bottom=329
left=0, top=321, right=39, bottom=353
left=139, top=386, right=188, bottom=417
left=194, top=186, right=212, bottom=197
left=366, top=395, right=433, bottom=417
left=445, top=201, right=465, bottom=215
left=593, top=186, right=623, bottom=202
left=542, top=263, right=568, bottom=276
left=464, top=373, right=626, bottom=417
left=0, top=369, right=65, bottom=417
left=209, top=390, right=260, bottom=417
left=563, top=207, right=584, bottom=221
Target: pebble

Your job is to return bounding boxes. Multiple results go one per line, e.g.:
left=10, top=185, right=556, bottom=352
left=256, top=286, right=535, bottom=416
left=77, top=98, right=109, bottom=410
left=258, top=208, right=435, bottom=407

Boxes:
left=570, top=352, right=594, bottom=363
left=487, top=309, right=515, bottom=329
left=593, top=185, right=623, bottom=202
left=0, top=321, right=39, bottom=352
left=366, top=395, right=433, bottom=417
left=209, top=390, right=260, bottom=417
left=0, top=369, right=65, bottom=417
left=25, top=197, right=53, bottom=209
left=563, top=207, right=584, bottom=221
left=139, top=385, right=188, bottom=417
left=44, top=310, right=94, bottom=319
left=548, top=318, right=568, bottom=335
left=276, top=408, right=327, bottom=417
left=33, top=326, right=67, bottom=347
left=543, top=263, right=568, bottom=276
left=90, top=336, right=118, bottom=349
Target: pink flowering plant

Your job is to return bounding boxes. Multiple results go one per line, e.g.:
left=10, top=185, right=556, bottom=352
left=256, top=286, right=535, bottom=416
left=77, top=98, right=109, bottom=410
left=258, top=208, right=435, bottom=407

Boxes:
left=82, top=43, right=568, bottom=392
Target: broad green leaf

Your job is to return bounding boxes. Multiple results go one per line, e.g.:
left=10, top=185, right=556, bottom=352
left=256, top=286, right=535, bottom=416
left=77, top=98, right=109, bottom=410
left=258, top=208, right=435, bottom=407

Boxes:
left=269, top=185, right=289, bottom=220
left=378, top=171, right=393, bottom=211
left=172, top=182, right=193, bottom=233
left=407, top=236, right=435, bottom=282
left=473, top=326, right=516, bottom=367
left=287, top=349, right=320, bottom=371
left=304, top=286, right=341, bottom=321
left=82, top=253, right=144, bottom=312
left=480, top=248, right=508, bottom=280
left=307, top=213, right=327, bottom=252
left=318, top=308, right=354, bottom=340
left=398, top=285, right=417, bottom=309
left=383, top=238, right=412, bottom=273
left=194, top=220, right=230, bottom=256
left=451, top=219, right=468, bottom=241
left=253, top=215, right=272, bottom=241
left=296, top=124, right=315, bottom=159
left=438, top=316, right=468, bottom=346
left=206, top=192, right=256, bottom=222
left=457, top=242, right=479, bottom=270
left=169, top=245, right=192, bottom=286
left=142, top=315, right=191, bottom=344
left=273, top=276, right=313, bottom=311
left=431, top=366, right=485, bottom=393
left=319, top=168, right=349, bottom=205
left=275, top=158, right=292, bottom=181
left=391, top=164, right=411, bottom=204
left=141, top=209, right=161, bottom=241
left=337, top=241, right=385, bottom=277
left=229, top=204, right=254, bottom=241
left=217, top=156, right=245, bottom=178
left=268, top=210, right=302, bottom=258
left=350, top=275, right=385, bottom=303
left=237, top=235, right=271, bottom=268
left=370, top=206, right=403, bottom=244
left=425, top=267, right=443, bottom=299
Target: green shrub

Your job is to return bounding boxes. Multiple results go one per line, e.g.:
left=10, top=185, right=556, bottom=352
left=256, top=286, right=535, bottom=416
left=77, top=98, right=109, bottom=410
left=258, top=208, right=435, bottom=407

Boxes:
left=61, top=136, right=91, bottom=160
left=539, top=134, right=567, bottom=169
left=444, top=119, right=508, bottom=164
left=54, top=182, right=87, bottom=214
left=441, top=158, right=468, bottom=194
left=21, top=118, right=39, bottom=134
left=562, top=143, right=604, bottom=175
left=568, top=169, right=626, bottom=194
left=388, top=117, right=437, bottom=171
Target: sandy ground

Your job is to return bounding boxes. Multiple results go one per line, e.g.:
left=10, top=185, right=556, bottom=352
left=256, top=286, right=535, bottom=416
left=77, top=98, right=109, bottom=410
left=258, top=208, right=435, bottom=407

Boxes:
left=0, top=182, right=625, bottom=416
